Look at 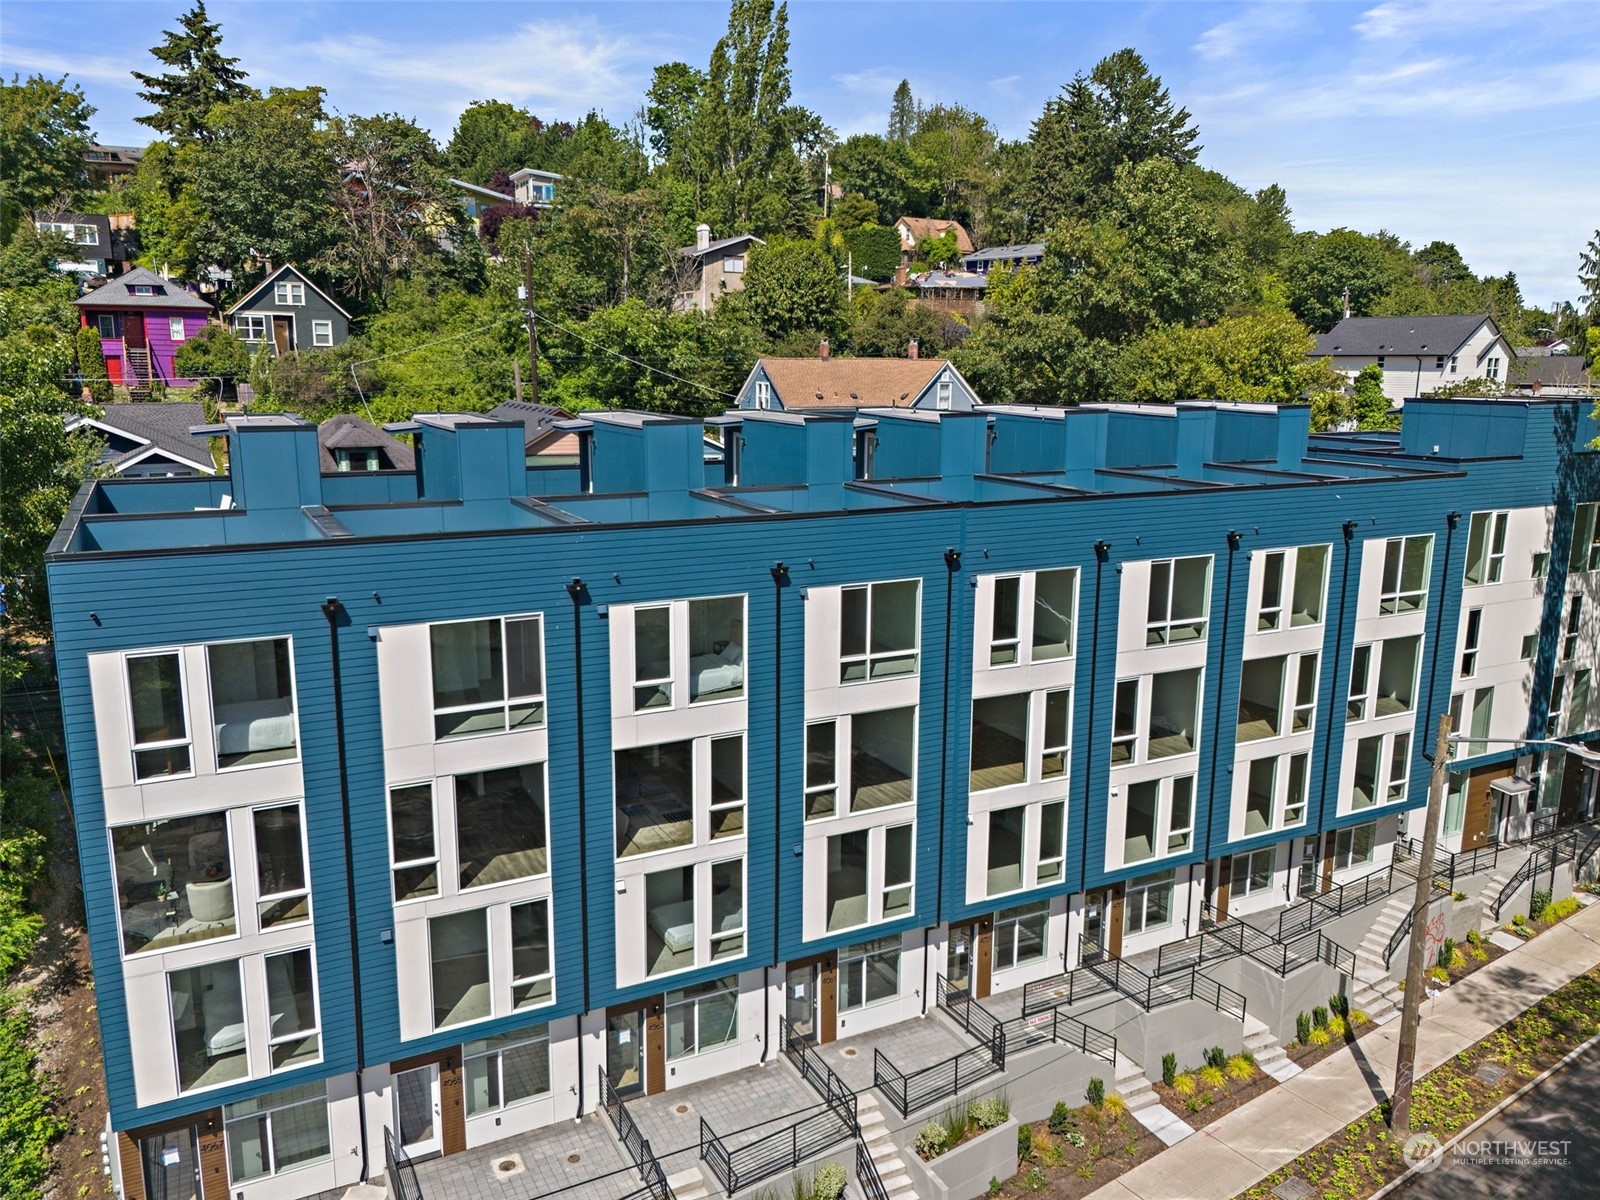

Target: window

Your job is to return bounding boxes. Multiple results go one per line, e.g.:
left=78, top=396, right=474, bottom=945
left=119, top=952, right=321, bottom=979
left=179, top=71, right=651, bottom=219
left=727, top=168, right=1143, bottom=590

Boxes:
left=1461, top=608, right=1483, bottom=677
left=1444, top=775, right=1466, bottom=836
left=838, top=937, right=899, bottom=1010
left=1467, top=687, right=1494, bottom=755
left=841, top=579, right=920, bottom=681
left=1041, top=689, right=1070, bottom=779
left=1376, top=636, right=1421, bottom=715
left=1292, top=654, right=1318, bottom=733
left=113, top=812, right=234, bottom=955
left=1147, top=668, right=1201, bottom=759
left=169, top=317, right=187, bottom=343
left=1284, top=754, right=1309, bottom=826
left=1464, top=512, right=1508, bottom=585
left=264, top=949, right=320, bottom=1071
left=1572, top=504, right=1600, bottom=573
left=688, top=595, right=745, bottom=702
left=936, top=378, right=953, bottom=410
left=465, top=1027, right=550, bottom=1115
left=1245, top=758, right=1276, bottom=835
left=850, top=706, right=915, bottom=811
left=645, top=866, right=696, bottom=976
left=1123, top=870, right=1175, bottom=935
left=1449, top=355, right=1458, bottom=374
left=883, top=824, right=913, bottom=918
left=1522, top=632, right=1539, bottom=660
left=209, top=638, right=297, bottom=768
left=510, top=899, right=553, bottom=1008
left=1379, top=535, right=1432, bottom=615
left=1111, top=680, right=1139, bottom=765
left=1168, top=777, right=1194, bottom=852
left=1292, top=546, right=1329, bottom=626
left=634, top=606, right=672, bottom=709
left=253, top=805, right=309, bottom=929
left=133, top=285, right=154, bottom=296
left=234, top=315, right=267, bottom=342
left=335, top=448, right=379, bottom=472
left=665, top=977, right=738, bottom=1058
left=389, top=785, right=438, bottom=902
left=1033, top=568, right=1077, bottom=659
left=1230, top=848, right=1275, bottom=898
left=1351, top=737, right=1381, bottom=809
left=430, top=909, right=490, bottom=1028
left=1434, top=355, right=1445, bottom=371
left=987, top=805, right=1026, bottom=895
left=1376, top=355, right=1386, bottom=369
left=991, top=576, right=1021, bottom=664
left=274, top=281, right=306, bottom=306
left=127, top=651, right=191, bottom=780
left=1564, top=596, right=1583, bottom=661
left=76, top=224, right=99, bottom=246
left=1568, top=671, right=1591, bottom=737
left=1146, top=557, right=1210, bottom=645
left=710, top=735, right=745, bottom=839
left=311, top=320, right=333, bottom=347
left=711, top=858, right=745, bottom=960
left=224, top=1081, right=331, bottom=1182
left=826, top=831, right=868, bottom=931
left=723, top=256, right=744, bottom=274
left=1237, top=656, right=1285, bottom=742
left=97, top=313, right=117, bottom=339
left=1038, top=801, right=1066, bottom=882
left=1548, top=674, right=1567, bottom=738
left=169, top=959, right=246, bottom=1092
left=456, top=763, right=547, bottom=888
left=1124, top=781, right=1158, bottom=864
left=430, top=615, right=544, bottom=738
left=805, top=721, right=837, bottom=820
left=1486, top=356, right=1500, bottom=380
left=1257, top=552, right=1285, bottom=631
left=754, top=380, right=770, bottom=408
left=992, top=901, right=1048, bottom=971
left=1333, top=823, right=1375, bottom=871
left=1386, top=733, right=1411, bottom=803
left=1348, top=645, right=1373, bottom=721
left=615, top=740, right=693, bottom=857
left=971, top=693, right=1028, bottom=791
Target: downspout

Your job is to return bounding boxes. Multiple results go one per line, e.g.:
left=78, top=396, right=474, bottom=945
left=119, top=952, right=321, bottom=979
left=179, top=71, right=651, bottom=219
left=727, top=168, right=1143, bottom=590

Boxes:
left=768, top=563, right=788, bottom=1054
left=1421, top=513, right=1460, bottom=765
left=565, top=579, right=589, bottom=1118
left=1317, top=521, right=1362, bottom=863
left=320, top=597, right=369, bottom=1181
left=926, top=548, right=959, bottom=1013
left=1199, top=532, right=1241, bottom=918
left=1075, top=542, right=1111, bottom=965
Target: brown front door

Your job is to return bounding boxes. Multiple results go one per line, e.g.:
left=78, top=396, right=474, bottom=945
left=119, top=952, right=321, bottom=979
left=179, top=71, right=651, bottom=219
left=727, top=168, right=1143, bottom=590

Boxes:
left=1213, top=857, right=1233, bottom=923
left=1107, top=885, right=1126, bottom=958
left=973, top=915, right=995, bottom=999
left=786, top=954, right=839, bottom=1043
left=606, top=1000, right=665, bottom=1096
left=272, top=315, right=293, bottom=355
left=1462, top=768, right=1498, bottom=851
left=125, top=311, right=146, bottom=349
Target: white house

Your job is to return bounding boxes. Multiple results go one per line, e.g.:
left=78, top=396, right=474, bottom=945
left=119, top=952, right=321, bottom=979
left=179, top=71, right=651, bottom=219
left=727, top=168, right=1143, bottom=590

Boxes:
left=1312, top=314, right=1516, bottom=402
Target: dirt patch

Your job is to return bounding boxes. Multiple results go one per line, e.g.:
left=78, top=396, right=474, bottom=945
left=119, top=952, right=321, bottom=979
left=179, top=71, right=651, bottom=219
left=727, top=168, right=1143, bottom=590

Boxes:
left=1154, top=1063, right=1276, bottom=1127
left=995, top=1104, right=1164, bottom=1199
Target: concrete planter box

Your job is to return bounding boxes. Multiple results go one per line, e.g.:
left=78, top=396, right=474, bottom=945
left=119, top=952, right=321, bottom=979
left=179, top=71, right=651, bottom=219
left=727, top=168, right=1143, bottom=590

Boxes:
left=902, top=1117, right=1018, bottom=1200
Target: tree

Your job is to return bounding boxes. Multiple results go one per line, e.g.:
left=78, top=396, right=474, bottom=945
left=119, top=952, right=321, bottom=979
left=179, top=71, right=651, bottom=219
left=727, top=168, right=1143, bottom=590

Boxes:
left=915, top=230, right=961, bottom=270
left=888, top=80, right=918, bottom=142
left=446, top=99, right=535, bottom=187
left=1286, top=228, right=1407, bottom=331
left=844, top=286, right=949, bottom=358
left=76, top=326, right=111, bottom=405
left=738, top=237, right=846, bottom=343
left=119, top=142, right=204, bottom=278
left=645, top=63, right=708, bottom=166
left=132, top=0, right=256, bottom=144
left=831, top=193, right=877, bottom=232
left=842, top=223, right=901, bottom=282
left=0, top=75, right=95, bottom=240
left=1113, top=312, right=1342, bottom=405
left=1240, top=184, right=1294, bottom=270
left=831, top=134, right=918, bottom=224
left=0, top=224, right=72, bottom=290
left=1349, top=363, right=1398, bottom=429
left=905, top=104, right=998, bottom=229
left=173, top=325, right=250, bottom=402
left=1580, top=230, right=1600, bottom=320
left=1022, top=48, right=1200, bottom=232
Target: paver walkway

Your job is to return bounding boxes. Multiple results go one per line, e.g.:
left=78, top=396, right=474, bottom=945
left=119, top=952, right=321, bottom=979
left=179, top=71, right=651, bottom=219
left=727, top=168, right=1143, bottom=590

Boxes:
left=1087, top=898, right=1600, bottom=1200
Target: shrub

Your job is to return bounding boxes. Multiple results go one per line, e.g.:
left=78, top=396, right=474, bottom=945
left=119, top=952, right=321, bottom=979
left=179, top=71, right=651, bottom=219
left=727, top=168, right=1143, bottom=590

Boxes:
left=1162, top=1052, right=1177, bottom=1086
left=1198, top=1065, right=1226, bottom=1089
left=1350, top=1009, right=1371, bottom=1027
left=970, top=1097, right=1009, bottom=1129
left=989, top=1176, right=1003, bottom=1197
left=1296, top=1011, right=1312, bottom=1044
left=1086, top=1077, right=1105, bottom=1109
left=1428, top=965, right=1450, bottom=984
left=1017, top=1123, right=1033, bottom=1161
left=1103, top=1095, right=1127, bottom=1119
left=1466, top=928, right=1483, bottom=947
left=1185, top=1095, right=1204, bottom=1112
left=1439, top=936, right=1455, bottom=967
left=1312, top=1005, right=1329, bottom=1030
left=75, top=324, right=111, bottom=405
left=1204, top=1046, right=1226, bottom=1070
left=1547, top=897, right=1581, bottom=922
left=0, top=989, right=67, bottom=1197
left=1064, top=1129, right=1087, bottom=1148
left=1225, top=1055, right=1254, bottom=1080
left=1326, top=1015, right=1348, bottom=1039
left=1048, top=1101, right=1072, bottom=1135
left=1453, top=890, right=1468, bottom=901
left=812, top=1162, right=847, bottom=1200
left=1172, top=1072, right=1196, bottom=1096
left=1308, top=1028, right=1331, bottom=1046
left=914, top=1123, right=949, bottom=1160
left=1329, top=993, right=1349, bottom=1018
left=1531, top=889, right=1552, bottom=921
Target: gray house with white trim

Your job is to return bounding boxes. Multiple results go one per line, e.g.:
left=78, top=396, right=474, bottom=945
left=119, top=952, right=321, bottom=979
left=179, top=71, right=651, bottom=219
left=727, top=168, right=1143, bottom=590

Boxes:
left=1312, top=314, right=1515, bottom=401
left=225, top=265, right=350, bottom=356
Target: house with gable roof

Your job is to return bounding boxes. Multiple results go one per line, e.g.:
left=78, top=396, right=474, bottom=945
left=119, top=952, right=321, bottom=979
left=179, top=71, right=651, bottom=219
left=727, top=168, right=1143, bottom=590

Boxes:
left=74, top=267, right=212, bottom=395
left=735, top=343, right=980, bottom=412
left=225, top=265, right=351, bottom=356
left=63, top=402, right=216, bottom=477
left=1312, top=314, right=1516, bottom=402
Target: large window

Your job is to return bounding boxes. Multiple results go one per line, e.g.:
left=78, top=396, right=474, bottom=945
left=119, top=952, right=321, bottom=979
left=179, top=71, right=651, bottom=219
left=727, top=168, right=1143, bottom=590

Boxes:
left=970, top=694, right=1028, bottom=791
left=850, top=707, right=915, bottom=811
left=665, top=976, right=739, bottom=1059
left=710, top=858, right=745, bottom=961
left=127, top=651, right=191, bottom=780
left=838, top=937, right=899, bottom=1010
left=1124, top=781, right=1158, bottom=864
left=826, top=831, right=868, bottom=931
left=390, top=784, right=438, bottom=902
left=991, top=576, right=1021, bottom=665
left=634, top=606, right=673, bottom=709
left=430, top=909, right=490, bottom=1029
left=1571, top=503, right=1600, bottom=573
left=253, top=805, right=309, bottom=929
left=1146, top=557, right=1210, bottom=645
left=265, top=949, right=320, bottom=1071
left=465, top=1027, right=550, bottom=1115
left=841, top=580, right=920, bottom=681
left=883, top=824, right=913, bottom=918
left=1230, top=849, right=1275, bottom=899
left=1464, top=512, right=1508, bottom=585
left=511, top=899, right=553, bottom=1009
left=1292, top=546, right=1329, bottom=627
left=1257, top=551, right=1286, bottom=631
left=113, top=812, right=234, bottom=955
left=169, top=959, right=247, bottom=1092
left=224, top=1081, right=331, bottom=1182
left=1351, top=737, right=1381, bottom=810
left=1375, top=636, right=1420, bottom=715
left=1333, top=823, right=1375, bottom=871
left=1237, top=657, right=1285, bottom=742
left=208, top=638, right=297, bottom=768
left=616, top=741, right=693, bottom=857
left=1245, top=758, right=1276, bottom=835
left=710, top=735, right=745, bottom=839
left=1378, top=535, right=1432, bottom=615
left=992, top=902, right=1048, bottom=972
left=456, top=763, right=547, bottom=888
left=430, top=616, right=544, bottom=738
left=1122, top=870, right=1175, bottom=936
left=1111, top=680, right=1139, bottom=765
left=688, top=596, right=745, bottom=703
left=805, top=721, right=837, bottom=819
left=987, top=806, right=1026, bottom=896
left=274, top=281, right=305, bottom=305
left=1148, top=668, right=1202, bottom=759
left=645, top=867, right=696, bottom=976
left=1033, top=568, right=1077, bottom=659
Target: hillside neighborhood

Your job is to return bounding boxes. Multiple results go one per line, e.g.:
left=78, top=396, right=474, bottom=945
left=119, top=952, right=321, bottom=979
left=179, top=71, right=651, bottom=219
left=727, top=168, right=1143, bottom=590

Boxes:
left=3, top=5, right=1600, bottom=1200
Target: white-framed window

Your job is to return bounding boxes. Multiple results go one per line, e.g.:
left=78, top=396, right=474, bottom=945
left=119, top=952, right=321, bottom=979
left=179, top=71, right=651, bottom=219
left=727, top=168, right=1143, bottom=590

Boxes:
left=1486, top=356, right=1501, bottom=380
left=389, top=783, right=438, bottom=902
left=274, top=281, right=306, bottom=306
left=1564, top=595, right=1584, bottom=661
left=1292, top=654, right=1319, bottom=733
left=1332, top=822, right=1375, bottom=871
left=1463, top=511, right=1508, bottom=585
left=430, top=908, right=491, bottom=1029
left=1347, top=644, right=1373, bottom=722
left=990, top=576, right=1022, bottom=665
left=753, top=380, right=771, bottom=409
left=96, top=313, right=117, bottom=339
left=208, top=637, right=299, bottom=770
left=1041, top=688, right=1070, bottom=780
left=311, top=320, right=333, bottom=347
left=1243, top=751, right=1309, bottom=834
left=824, top=823, right=914, bottom=932
left=1572, top=504, right=1600, bottom=573
left=1168, top=776, right=1195, bottom=851
left=616, top=733, right=745, bottom=856
left=639, top=857, right=745, bottom=978
left=1349, top=636, right=1419, bottom=721
left=455, top=763, right=548, bottom=889
left=125, top=649, right=192, bottom=781
left=264, top=947, right=321, bottom=1071
left=971, top=692, right=1028, bottom=792
left=510, top=898, right=554, bottom=1008
left=464, top=1026, right=550, bottom=1114
left=133, top=284, right=155, bottom=296
left=665, top=976, right=739, bottom=1058
left=1122, top=774, right=1196, bottom=863
left=1376, top=355, right=1386, bottom=369
left=1434, top=355, right=1446, bottom=371
left=882, top=823, right=913, bottom=918
left=76, top=223, right=99, bottom=245
left=1464, top=686, right=1495, bottom=754
left=710, top=857, right=746, bottom=960
left=1521, top=632, right=1539, bottom=661
left=630, top=594, right=745, bottom=711
left=430, top=614, right=545, bottom=738
left=1460, top=608, right=1483, bottom=677
left=841, top=579, right=920, bottom=682
left=1146, top=556, right=1211, bottom=645
left=1038, top=800, right=1066, bottom=883
left=1547, top=674, right=1567, bottom=738
left=253, top=803, right=310, bottom=930
left=1229, top=848, right=1275, bottom=898
left=1122, top=869, right=1175, bottom=935
left=1351, top=731, right=1410, bottom=808
left=936, top=378, right=953, bottom=410
left=224, top=1080, right=332, bottom=1182
left=1449, top=355, right=1458, bottom=374
left=722, top=256, right=744, bottom=274
left=1283, top=753, right=1309, bottom=827
left=802, top=707, right=915, bottom=821
left=992, top=901, right=1048, bottom=971
left=1113, top=669, right=1203, bottom=768
left=234, top=315, right=268, bottom=342
left=169, top=317, right=186, bottom=342
left=168, top=959, right=247, bottom=1092
left=1257, top=551, right=1286, bottom=631
left=838, top=936, right=900, bottom=1011
left=1378, top=535, right=1432, bottom=615
left=112, top=810, right=234, bottom=956
left=1111, top=679, right=1139, bottom=765
left=1567, top=671, right=1591, bottom=737
left=985, top=568, right=1077, bottom=666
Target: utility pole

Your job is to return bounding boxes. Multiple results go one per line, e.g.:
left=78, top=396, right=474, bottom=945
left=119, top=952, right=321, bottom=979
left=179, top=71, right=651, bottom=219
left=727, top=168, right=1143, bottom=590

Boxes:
left=520, top=249, right=539, bottom=406
left=1390, top=711, right=1452, bottom=1141
left=823, top=149, right=831, bottom=218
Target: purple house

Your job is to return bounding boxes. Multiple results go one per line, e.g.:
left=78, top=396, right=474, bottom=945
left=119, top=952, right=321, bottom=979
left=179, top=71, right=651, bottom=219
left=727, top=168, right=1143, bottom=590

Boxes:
left=75, top=267, right=212, bottom=394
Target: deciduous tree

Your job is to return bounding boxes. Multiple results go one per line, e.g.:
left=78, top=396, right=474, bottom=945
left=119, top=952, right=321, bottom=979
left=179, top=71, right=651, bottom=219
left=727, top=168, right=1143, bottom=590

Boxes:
left=0, top=75, right=95, bottom=240
left=1114, top=311, right=1341, bottom=405
left=738, top=236, right=846, bottom=343
left=1286, top=228, right=1407, bottom=331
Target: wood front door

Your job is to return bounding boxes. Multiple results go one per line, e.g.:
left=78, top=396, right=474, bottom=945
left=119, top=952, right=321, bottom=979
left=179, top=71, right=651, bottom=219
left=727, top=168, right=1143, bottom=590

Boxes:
left=125, top=311, right=146, bottom=349
left=1107, top=885, right=1126, bottom=958
left=1213, top=857, right=1233, bottom=923
left=973, top=915, right=995, bottom=999
left=272, top=315, right=293, bottom=355
left=606, top=1000, right=665, bottom=1096
left=1462, top=767, right=1498, bottom=851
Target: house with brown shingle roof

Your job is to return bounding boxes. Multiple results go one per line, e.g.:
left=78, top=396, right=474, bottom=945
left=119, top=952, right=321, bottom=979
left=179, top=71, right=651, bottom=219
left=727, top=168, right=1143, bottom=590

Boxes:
left=734, top=342, right=981, bottom=412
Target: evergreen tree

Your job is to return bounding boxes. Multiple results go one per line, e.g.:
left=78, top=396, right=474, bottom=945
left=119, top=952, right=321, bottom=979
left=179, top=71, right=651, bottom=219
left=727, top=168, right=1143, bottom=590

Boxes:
left=132, top=1, right=256, bottom=144
left=1580, top=230, right=1600, bottom=320
left=75, top=326, right=111, bottom=405
left=888, top=80, right=917, bottom=142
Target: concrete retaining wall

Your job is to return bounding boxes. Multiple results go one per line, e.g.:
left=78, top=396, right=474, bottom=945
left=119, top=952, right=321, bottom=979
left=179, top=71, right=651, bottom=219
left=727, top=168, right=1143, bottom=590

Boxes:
left=901, top=1117, right=1019, bottom=1200
left=1209, top=955, right=1349, bottom=1046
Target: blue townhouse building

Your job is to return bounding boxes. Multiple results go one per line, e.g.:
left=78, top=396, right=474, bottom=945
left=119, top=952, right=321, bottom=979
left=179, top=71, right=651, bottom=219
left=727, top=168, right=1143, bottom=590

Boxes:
left=46, top=397, right=1600, bottom=1200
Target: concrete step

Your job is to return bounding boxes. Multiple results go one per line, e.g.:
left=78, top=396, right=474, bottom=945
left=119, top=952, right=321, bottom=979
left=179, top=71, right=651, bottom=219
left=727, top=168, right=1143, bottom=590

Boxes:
left=666, top=1167, right=712, bottom=1200
left=1242, top=1014, right=1302, bottom=1082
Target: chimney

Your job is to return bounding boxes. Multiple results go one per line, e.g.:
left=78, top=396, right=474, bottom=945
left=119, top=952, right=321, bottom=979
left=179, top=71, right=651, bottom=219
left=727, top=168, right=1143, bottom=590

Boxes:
left=907, top=338, right=919, bottom=360
left=819, top=339, right=830, bottom=361
left=696, top=223, right=711, bottom=251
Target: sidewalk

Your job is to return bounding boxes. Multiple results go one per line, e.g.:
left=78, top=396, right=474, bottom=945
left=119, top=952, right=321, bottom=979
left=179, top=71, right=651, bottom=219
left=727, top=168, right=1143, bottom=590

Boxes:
left=1087, top=899, right=1600, bottom=1200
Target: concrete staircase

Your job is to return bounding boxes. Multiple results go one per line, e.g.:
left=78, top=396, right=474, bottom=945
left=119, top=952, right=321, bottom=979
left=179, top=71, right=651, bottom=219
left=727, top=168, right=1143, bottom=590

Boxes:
left=1113, top=1052, right=1192, bottom=1146
left=1349, top=892, right=1408, bottom=1024
left=1242, top=1015, right=1301, bottom=1083
left=666, top=1166, right=713, bottom=1200
left=854, top=1092, right=918, bottom=1200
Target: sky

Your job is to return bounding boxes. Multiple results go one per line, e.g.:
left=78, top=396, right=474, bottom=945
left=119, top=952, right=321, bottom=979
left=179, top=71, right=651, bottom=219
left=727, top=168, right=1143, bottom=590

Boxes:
left=4, top=0, right=1598, bottom=303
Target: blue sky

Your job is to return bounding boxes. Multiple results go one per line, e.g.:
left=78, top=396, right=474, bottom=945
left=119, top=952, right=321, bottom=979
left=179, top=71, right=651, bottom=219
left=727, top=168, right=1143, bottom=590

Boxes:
left=5, top=0, right=1597, bottom=301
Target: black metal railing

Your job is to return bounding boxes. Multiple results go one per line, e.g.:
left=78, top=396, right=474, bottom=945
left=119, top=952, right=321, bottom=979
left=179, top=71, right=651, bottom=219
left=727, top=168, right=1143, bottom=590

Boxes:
left=1383, top=894, right=1436, bottom=969
left=698, top=1102, right=856, bottom=1196
left=1083, top=956, right=1247, bottom=1021
left=856, top=1138, right=891, bottom=1200
left=1049, top=1010, right=1119, bottom=1063
left=935, top=975, right=1007, bottom=1070
left=1019, top=965, right=1116, bottom=1016
left=1488, top=829, right=1584, bottom=920
left=782, top=1017, right=859, bottom=1129
left=384, top=1128, right=423, bottom=1200
left=1275, top=856, right=1408, bottom=940
left=1575, top=826, right=1600, bottom=881
left=600, top=1068, right=672, bottom=1200
left=873, top=1042, right=1004, bottom=1118
left=1153, top=920, right=1248, bottom=976
left=1249, top=928, right=1358, bottom=978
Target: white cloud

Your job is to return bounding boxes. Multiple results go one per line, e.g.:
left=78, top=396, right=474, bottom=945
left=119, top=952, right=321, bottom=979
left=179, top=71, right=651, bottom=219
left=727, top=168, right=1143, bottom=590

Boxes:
left=1, top=44, right=138, bottom=89
left=1193, top=3, right=1309, bottom=62
left=1355, top=0, right=1568, bottom=41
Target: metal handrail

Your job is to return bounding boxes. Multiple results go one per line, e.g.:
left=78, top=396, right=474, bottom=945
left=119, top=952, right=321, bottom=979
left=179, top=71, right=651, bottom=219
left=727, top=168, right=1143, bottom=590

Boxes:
left=856, top=1138, right=891, bottom=1200
left=1488, top=829, right=1584, bottom=920
left=872, top=1041, right=1002, bottom=1118
left=600, top=1068, right=672, bottom=1200
left=384, top=1128, right=424, bottom=1200
left=698, top=1102, right=855, bottom=1195
left=1083, top=955, right=1246, bottom=1021
left=935, top=975, right=1007, bottom=1069
left=782, top=1017, right=859, bottom=1130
